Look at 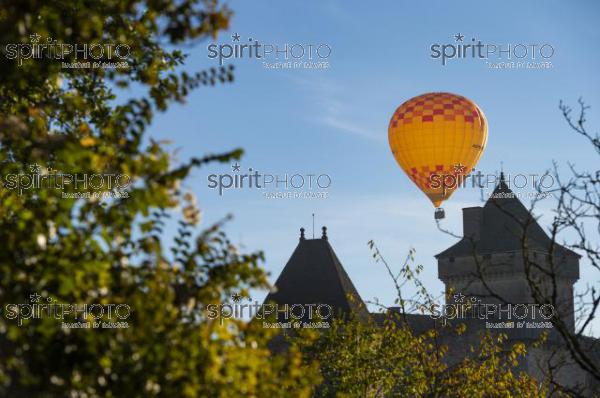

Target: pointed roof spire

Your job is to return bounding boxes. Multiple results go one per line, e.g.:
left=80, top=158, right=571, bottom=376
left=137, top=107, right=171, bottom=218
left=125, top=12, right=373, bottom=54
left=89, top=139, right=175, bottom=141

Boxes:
left=263, top=228, right=369, bottom=321
left=494, top=170, right=511, bottom=196
left=497, top=161, right=508, bottom=189
left=436, top=171, right=579, bottom=259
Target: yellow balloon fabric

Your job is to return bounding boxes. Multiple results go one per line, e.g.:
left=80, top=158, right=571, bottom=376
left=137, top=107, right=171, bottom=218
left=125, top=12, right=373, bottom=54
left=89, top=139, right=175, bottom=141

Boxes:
left=388, top=92, right=488, bottom=207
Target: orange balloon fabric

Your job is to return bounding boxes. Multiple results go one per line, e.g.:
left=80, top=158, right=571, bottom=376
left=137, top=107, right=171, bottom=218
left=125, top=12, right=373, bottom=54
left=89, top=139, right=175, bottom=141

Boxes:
left=388, top=92, right=488, bottom=207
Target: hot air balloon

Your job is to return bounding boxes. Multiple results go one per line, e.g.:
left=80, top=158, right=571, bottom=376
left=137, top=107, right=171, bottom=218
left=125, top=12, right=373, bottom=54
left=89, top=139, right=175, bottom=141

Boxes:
left=388, top=92, right=488, bottom=219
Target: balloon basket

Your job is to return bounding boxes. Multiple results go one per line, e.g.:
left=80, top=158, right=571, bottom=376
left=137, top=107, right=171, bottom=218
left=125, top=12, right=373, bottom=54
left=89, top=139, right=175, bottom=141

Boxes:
left=434, top=208, right=445, bottom=220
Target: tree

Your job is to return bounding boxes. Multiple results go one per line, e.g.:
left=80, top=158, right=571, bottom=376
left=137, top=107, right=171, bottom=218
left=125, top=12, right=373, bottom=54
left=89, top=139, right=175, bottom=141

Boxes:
left=298, top=317, right=546, bottom=398
left=0, top=1, right=319, bottom=396
left=513, top=99, right=600, bottom=395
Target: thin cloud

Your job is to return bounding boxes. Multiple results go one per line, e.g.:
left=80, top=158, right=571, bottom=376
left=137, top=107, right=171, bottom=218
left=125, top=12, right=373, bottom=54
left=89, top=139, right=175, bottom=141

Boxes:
left=321, top=112, right=383, bottom=142
left=289, top=75, right=384, bottom=142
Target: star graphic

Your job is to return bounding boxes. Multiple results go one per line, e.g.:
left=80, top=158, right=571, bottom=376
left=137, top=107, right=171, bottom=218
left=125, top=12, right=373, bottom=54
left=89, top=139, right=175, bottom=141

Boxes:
left=231, top=162, right=241, bottom=172
left=231, top=33, right=241, bottom=42
left=29, top=163, right=42, bottom=173
left=30, top=293, right=42, bottom=303
left=453, top=163, right=466, bottom=174
left=30, top=33, right=41, bottom=43
left=454, top=33, right=464, bottom=42
left=453, top=293, right=465, bottom=303
left=231, top=292, right=242, bottom=303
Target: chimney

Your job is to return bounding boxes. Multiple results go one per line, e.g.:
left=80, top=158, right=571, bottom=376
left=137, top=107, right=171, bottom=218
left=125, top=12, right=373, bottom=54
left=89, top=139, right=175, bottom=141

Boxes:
left=462, top=207, right=483, bottom=241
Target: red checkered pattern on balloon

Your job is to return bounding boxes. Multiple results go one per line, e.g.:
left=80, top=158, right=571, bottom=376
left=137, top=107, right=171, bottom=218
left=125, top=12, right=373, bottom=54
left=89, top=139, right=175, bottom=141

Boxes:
left=389, top=93, right=484, bottom=129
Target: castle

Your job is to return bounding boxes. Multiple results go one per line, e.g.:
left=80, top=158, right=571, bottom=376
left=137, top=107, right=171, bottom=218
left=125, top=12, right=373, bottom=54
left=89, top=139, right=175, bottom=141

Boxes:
left=264, top=175, right=600, bottom=395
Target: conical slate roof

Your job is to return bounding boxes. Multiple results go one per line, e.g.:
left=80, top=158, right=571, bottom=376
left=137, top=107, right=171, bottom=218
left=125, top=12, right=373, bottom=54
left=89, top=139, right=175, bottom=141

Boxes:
left=264, top=227, right=369, bottom=320
left=436, top=174, right=578, bottom=258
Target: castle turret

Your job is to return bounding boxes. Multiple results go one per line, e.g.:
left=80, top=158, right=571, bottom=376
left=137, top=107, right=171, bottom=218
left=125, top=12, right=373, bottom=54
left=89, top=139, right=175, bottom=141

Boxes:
left=263, top=226, right=369, bottom=325
left=436, top=174, right=580, bottom=331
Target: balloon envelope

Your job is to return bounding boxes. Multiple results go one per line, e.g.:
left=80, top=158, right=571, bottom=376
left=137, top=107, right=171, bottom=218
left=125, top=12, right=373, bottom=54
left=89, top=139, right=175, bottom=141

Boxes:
left=388, top=92, right=488, bottom=207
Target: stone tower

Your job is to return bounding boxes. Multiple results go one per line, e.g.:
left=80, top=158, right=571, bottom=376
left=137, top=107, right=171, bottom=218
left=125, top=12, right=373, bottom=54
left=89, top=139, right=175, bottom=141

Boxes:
left=436, top=174, right=580, bottom=331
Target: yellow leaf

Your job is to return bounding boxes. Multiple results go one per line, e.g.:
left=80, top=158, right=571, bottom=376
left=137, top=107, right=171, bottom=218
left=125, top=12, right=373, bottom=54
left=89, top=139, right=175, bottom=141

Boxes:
left=80, top=136, right=96, bottom=147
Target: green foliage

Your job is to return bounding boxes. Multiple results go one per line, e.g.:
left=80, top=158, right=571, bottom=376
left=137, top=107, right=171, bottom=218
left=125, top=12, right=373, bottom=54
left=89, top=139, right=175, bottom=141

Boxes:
left=0, top=0, right=319, bottom=396
left=296, top=316, right=548, bottom=398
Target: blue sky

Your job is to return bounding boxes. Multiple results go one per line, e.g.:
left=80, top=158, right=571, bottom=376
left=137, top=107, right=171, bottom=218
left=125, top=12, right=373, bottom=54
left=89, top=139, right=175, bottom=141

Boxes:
left=138, top=1, right=600, bottom=330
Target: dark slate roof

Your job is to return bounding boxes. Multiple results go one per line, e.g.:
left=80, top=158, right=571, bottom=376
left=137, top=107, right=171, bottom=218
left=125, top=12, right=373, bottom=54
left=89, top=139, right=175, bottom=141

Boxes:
left=436, top=174, right=579, bottom=258
left=375, top=309, right=568, bottom=343
left=372, top=310, right=437, bottom=333
left=264, top=230, right=369, bottom=320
